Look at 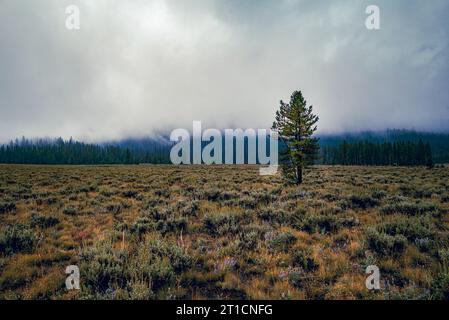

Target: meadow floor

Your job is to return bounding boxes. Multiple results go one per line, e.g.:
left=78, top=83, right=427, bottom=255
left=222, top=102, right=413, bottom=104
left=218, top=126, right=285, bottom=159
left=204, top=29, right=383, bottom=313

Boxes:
left=1, top=164, right=449, bottom=299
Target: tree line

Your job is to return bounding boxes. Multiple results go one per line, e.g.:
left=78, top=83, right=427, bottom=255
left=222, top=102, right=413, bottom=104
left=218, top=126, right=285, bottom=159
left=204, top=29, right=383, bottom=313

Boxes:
left=318, top=129, right=449, bottom=163
left=0, top=131, right=443, bottom=168
left=0, top=137, right=171, bottom=165
left=320, top=139, right=433, bottom=167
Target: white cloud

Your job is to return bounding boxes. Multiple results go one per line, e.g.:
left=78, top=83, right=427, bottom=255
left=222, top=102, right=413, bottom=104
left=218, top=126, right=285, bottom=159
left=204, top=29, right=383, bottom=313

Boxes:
left=0, top=0, right=448, bottom=142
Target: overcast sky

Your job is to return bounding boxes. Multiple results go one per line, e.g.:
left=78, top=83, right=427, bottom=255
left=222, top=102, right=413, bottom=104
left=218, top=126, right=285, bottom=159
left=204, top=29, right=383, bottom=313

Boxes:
left=1, top=0, right=448, bottom=142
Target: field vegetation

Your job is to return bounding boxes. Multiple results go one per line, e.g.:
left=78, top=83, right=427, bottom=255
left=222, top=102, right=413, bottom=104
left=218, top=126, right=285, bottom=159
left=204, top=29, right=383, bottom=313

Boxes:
left=0, top=164, right=448, bottom=299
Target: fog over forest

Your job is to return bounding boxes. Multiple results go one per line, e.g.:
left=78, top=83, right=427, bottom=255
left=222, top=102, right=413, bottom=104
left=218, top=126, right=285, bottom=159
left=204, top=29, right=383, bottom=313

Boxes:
left=1, top=0, right=449, bottom=143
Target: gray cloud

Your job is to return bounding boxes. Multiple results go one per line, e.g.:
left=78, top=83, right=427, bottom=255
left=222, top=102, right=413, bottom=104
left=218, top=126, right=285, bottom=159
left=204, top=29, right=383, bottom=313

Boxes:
left=1, top=0, right=448, bottom=142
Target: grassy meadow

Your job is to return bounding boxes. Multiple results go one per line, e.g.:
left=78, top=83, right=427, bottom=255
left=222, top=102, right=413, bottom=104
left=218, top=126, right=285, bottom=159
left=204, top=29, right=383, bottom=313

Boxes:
left=0, top=164, right=449, bottom=299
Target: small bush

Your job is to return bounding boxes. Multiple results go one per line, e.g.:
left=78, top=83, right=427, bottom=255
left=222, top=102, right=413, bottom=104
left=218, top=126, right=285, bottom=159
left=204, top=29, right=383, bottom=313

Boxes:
left=0, top=201, right=16, bottom=214
left=122, top=190, right=139, bottom=198
left=365, top=227, right=407, bottom=257
left=300, top=213, right=352, bottom=234
left=237, top=230, right=259, bottom=251
left=179, top=201, right=199, bottom=216
left=62, top=206, right=78, bottom=216
left=235, top=195, right=258, bottom=209
left=287, top=270, right=304, bottom=289
left=266, top=231, right=296, bottom=252
left=99, top=187, right=117, bottom=197
left=287, top=208, right=308, bottom=230
left=30, top=214, right=60, bottom=228
left=131, top=239, right=193, bottom=291
left=132, top=208, right=188, bottom=236
left=128, top=281, right=155, bottom=300
left=203, top=211, right=250, bottom=236
left=371, top=189, right=387, bottom=200
left=79, top=242, right=128, bottom=294
left=321, top=193, right=339, bottom=202
left=203, top=189, right=238, bottom=202
left=131, top=216, right=154, bottom=236
left=414, top=238, right=434, bottom=252
left=257, top=207, right=287, bottom=225
left=437, top=249, right=449, bottom=264
left=154, top=215, right=187, bottom=235
left=0, top=225, right=37, bottom=255
left=399, top=185, right=433, bottom=198
left=431, top=272, right=449, bottom=300
left=379, top=218, right=435, bottom=241
left=381, top=202, right=438, bottom=216
left=348, top=194, right=379, bottom=209
left=146, top=239, right=193, bottom=273
left=105, top=202, right=127, bottom=214
left=150, top=208, right=187, bottom=234
left=291, top=249, right=319, bottom=272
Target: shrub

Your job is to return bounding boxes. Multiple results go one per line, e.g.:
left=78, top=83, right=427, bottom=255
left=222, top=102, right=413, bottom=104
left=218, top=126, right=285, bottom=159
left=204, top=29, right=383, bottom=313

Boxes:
left=399, top=185, right=433, bottom=198
left=142, top=259, right=174, bottom=291
left=381, top=202, right=438, bottom=216
left=431, top=272, right=449, bottom=300
left=202, top=211, right=250, bottom=236
left=62, top=206, right=78, bottom=216
left=179, top=201, right=199, bottom=216
left=122, top=190, right=139, bottom=198
left=437, top=249, right=449, bottom=264
left=99, top=187, right=117, bottom=197
left=301, top=214, right=342, bottom=234
left=365, top=227, right=407, bottom=257
left=203, top=189, right=237, bottom=201
left=287, top=270, right=304, bottom=288
left=291, top=249, right=319, bottom=272
left=146, top=239, right=193, bottom=273
left=371, top=189, right=387, bottom=200
left=333, top=233, right=350, bottom=247
left=144, top=197, right=167, bottom=208
left=79, top=242, right=128, bottom=294
left=266, top=231, right=296, bottom=252
left=286, top=208, right=308, bottom=230
left=348, top=194, right=379, bottom=209
left=237, top=230, right=259, bottom=251
left=132, top=208, right=187, bottom=236
left=0, top=225, right=37, bottom=255
left=414, top=238, right=434, bottom=252
left=379, top=218, right=435, bottom=241
left=154, top=188, right=170, bottom=198
left=30, top=214, right=60, bottom=228
left=216, top=257, right=237, bottom=272
left=131, top=216, right=154, bottom=237
left=45, top=197, right=57, bottom=205
left=257, top=207, right=288, bottom=225
left=151, top=208, right=187, bottom=234
left=105, top=202, right=128, bottom=214
left=154, top=215, right=187, bottom=235
left=131, top=239, right=193, bottom=292
left=0, top=201, right=16, bottom=214
left=321, top=193, right=339, bottom=202
left=128, top=281, right=155, bottom=300
left=235, top=195, right=258, bottom=209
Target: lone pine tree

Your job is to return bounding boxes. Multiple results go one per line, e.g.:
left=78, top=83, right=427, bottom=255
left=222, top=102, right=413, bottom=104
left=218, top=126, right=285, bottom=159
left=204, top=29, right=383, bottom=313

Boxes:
left=272, top=90, right=319, bottom=185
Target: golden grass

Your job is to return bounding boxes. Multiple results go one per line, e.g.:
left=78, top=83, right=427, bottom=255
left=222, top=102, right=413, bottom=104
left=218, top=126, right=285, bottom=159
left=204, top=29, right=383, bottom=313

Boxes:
left=0, top=164, right=448, bottom=299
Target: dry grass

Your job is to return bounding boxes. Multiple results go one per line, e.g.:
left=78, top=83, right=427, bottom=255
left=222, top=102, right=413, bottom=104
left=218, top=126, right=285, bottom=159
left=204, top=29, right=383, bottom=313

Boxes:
left=0, top=164, right=448, bottom=299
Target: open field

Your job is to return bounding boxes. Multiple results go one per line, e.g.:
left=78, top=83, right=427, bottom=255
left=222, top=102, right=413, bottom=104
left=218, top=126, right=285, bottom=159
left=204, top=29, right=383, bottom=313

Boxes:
left=1, top=164, right=449, bottom=300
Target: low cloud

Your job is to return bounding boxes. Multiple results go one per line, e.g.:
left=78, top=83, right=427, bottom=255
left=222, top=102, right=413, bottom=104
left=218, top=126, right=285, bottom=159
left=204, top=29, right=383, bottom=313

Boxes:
left=1, top=0, right=448, bottom=142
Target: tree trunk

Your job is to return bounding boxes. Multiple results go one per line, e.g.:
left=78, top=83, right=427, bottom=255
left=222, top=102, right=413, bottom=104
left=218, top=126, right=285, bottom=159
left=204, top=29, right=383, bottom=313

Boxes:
left=296, top=166, right=303, bottom=185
